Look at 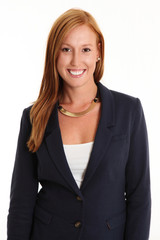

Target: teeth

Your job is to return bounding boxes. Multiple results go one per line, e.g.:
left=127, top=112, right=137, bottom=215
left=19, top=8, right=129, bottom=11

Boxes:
left=69, top=70, right=85, bottom=76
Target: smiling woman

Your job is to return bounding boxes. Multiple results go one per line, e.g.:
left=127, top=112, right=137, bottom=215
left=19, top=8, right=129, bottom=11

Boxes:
left=7, top=8, right=151, bottom=240
left=26, top=8, right=104, bottom=152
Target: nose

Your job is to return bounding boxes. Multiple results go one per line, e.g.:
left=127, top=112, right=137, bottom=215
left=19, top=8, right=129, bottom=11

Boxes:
left=70, top=51, right=81, bottom=66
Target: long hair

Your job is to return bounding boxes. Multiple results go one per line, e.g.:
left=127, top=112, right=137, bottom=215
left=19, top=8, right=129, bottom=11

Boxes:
left=27, top=8, right=105, bottom=152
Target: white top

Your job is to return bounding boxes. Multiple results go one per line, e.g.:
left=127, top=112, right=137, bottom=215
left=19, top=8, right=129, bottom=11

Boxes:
left=63, top=142, right=94, bottom=188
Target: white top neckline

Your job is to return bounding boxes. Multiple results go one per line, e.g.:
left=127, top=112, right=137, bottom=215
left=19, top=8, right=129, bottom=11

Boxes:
left=63, top=141, right=94, bottom=147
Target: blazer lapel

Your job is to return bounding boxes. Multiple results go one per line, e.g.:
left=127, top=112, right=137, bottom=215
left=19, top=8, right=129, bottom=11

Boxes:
left=80, top=82, right=115, bottom=190
left=43, top=102, right=83, bottom=198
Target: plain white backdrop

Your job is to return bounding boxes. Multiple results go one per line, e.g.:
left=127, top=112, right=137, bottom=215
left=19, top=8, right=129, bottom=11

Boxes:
left=0, top=0, right=160, bottom=239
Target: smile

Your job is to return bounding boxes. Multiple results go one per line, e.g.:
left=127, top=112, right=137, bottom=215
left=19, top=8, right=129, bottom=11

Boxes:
left=67, top=69, right=86, bottom=77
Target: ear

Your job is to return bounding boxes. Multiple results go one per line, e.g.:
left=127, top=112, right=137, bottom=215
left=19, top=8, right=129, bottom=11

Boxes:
left=96, top=42, right=101, bottom=59
left=98, top=42, right=101, bottom=49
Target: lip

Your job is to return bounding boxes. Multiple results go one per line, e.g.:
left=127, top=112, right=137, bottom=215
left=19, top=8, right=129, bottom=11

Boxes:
left=67, top=69, right=86, bottom=78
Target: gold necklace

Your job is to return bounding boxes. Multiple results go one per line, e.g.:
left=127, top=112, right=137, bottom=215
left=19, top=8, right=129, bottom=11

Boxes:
left=58, top=89, right=100, bottom=118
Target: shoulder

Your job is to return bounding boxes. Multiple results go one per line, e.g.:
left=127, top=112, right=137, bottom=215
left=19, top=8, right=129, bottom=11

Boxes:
left=110, top=89, right=143, bottom=114
left=98, top=82, right=138, bottom=103
left=99, top=82, right=142, bottom=113
left=108, top=89, right=145, bottom=131
left=21, top=105, right=33, bottom=129
left=98, top=82, right=144, bottom=126
left=23, top=105, right=32, bottom=115
left=110, top=89, right=140, bottom=108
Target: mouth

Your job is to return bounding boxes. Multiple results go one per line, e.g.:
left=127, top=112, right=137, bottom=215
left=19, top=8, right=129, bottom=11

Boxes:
left=67, top=69, right=86, bottom=77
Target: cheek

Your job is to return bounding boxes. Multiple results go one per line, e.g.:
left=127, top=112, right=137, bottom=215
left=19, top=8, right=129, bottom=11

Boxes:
left=56, top=55, right=68, bottom=74
left=85, top=56, right=97, bottom=70
left=57, top=55, right=65, bottom=67
left=57, top=51, right=71, bottom=64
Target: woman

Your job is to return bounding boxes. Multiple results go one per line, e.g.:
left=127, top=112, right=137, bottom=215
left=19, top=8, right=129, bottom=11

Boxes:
left=7, top=8, right=151, bottom=240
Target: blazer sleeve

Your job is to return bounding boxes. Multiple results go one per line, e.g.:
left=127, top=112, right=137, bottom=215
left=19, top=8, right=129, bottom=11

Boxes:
left=125, top=99, right=151, bottom=239
left=7, top=108, right=38, bottom=240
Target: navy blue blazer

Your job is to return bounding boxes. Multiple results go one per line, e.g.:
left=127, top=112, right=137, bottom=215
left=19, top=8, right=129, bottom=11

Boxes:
left=7, top=82, right=151, bottom=240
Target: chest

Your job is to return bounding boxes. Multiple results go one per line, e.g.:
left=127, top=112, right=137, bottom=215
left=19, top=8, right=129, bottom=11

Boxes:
left=57, top=102, right=101, bottom=144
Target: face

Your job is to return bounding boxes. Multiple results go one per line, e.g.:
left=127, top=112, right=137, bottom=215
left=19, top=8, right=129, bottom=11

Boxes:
left=56, top=24, right=100, bottom=89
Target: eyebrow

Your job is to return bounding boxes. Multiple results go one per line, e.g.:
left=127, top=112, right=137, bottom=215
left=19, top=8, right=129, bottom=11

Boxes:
left=61, top=43, right=93, bottom=47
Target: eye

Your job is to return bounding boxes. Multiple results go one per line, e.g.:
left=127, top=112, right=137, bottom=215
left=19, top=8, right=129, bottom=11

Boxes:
left=62, top=48, right=71, bottom=52
left=82, top=48, right=91, bottom=52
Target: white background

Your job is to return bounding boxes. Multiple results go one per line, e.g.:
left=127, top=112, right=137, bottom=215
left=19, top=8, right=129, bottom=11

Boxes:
left=0, top=0, right=160, bottom=239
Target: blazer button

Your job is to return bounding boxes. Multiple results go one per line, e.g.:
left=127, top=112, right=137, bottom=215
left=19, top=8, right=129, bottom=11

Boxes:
left=107, top=223, right=111, bottom=230
left=74, top=221, right=82, bottom=228
left=76, top=196, right=82, bottom=201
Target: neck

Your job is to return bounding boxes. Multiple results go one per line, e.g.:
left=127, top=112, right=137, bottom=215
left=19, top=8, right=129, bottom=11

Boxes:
left=59, top=81, right=98, bottom=107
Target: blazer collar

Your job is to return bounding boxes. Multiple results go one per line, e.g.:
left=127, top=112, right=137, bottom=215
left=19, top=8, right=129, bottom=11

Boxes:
left=39, top=82, right=115, bottom=197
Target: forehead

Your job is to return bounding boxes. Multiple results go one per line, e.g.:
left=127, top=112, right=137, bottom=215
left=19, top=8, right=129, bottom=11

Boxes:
left=62, top=24, right=97, bottom=45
